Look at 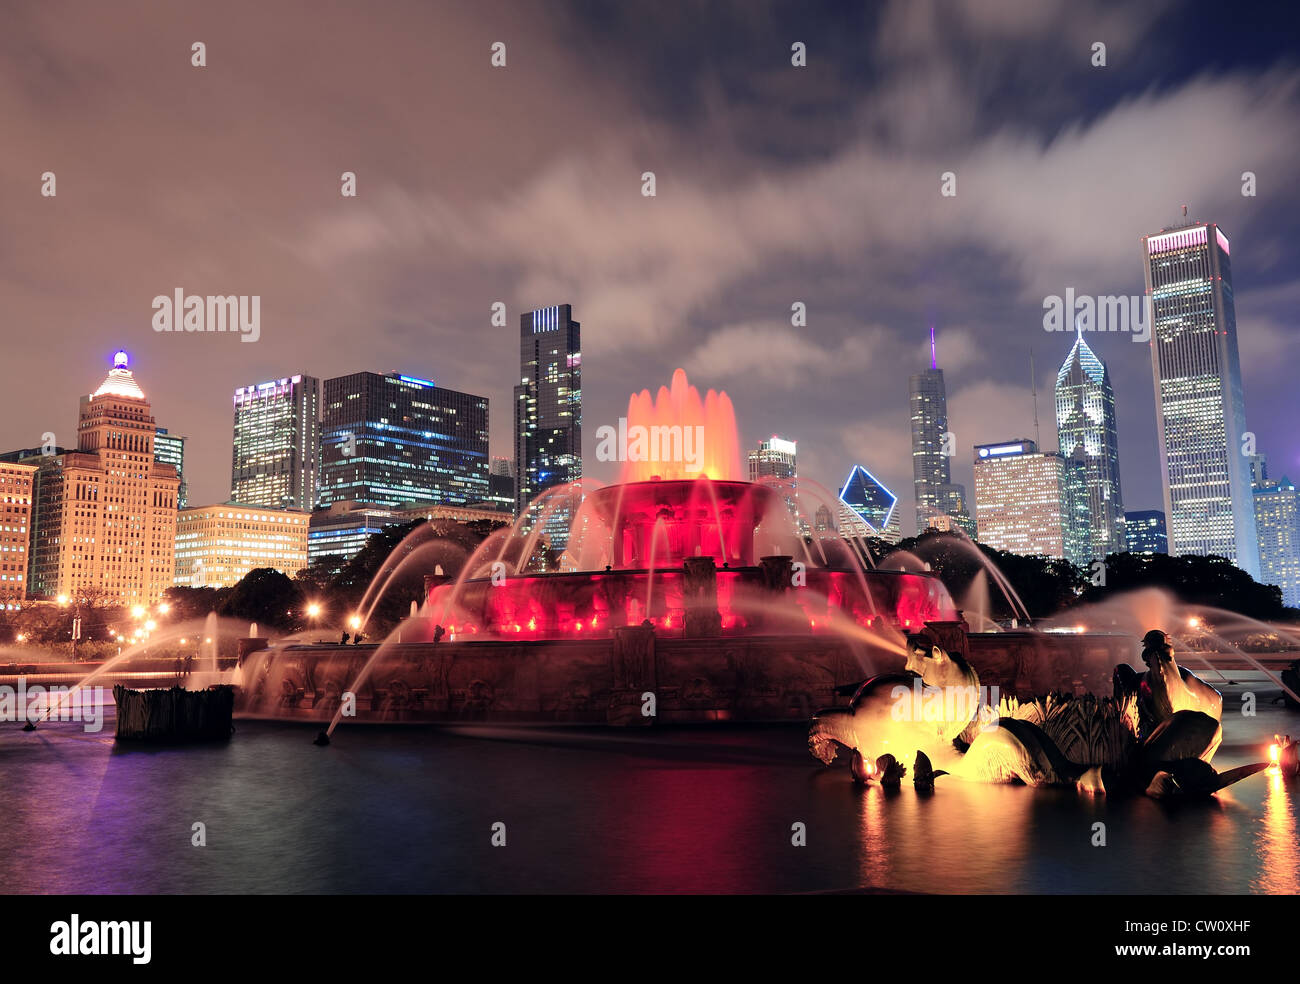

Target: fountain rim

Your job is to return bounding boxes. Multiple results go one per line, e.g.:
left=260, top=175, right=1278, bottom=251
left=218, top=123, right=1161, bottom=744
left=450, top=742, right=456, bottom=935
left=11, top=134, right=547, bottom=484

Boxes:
left=586, top=476, right=776, bottom=506
left=430, top=563, right=958, bottom=587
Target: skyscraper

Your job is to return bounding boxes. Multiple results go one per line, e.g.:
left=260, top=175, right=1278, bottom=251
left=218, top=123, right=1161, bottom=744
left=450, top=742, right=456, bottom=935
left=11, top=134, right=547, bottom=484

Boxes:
left=1123, top=510, right=1168, bottom=556
left=514, top=305, right=581, bottom=553
left=748, top=436, right=797, bottom=482
left=0, top=462, right=35, bottom=606
left=318, top=371, right=489, bottom=509
left=1143, top=220, right=1259, bottom=577
left=479, top=456, right=517, bottom=516
left=1055, top=330, right=1124, bottom=560
left=154, top=428, right=187, bottom=509
left=972, top=439, right=1090, bottom=565
left=26, top=352, right=179, bottom=605
left=838, top=464, right=902, bottom=543
left=231, top=374, right=321, bottom=510
left=749, top=436, right=803, bottom=532
left=909, top=328, right=974, bottom=536
left=1250, top=455, right=1300, bottom=608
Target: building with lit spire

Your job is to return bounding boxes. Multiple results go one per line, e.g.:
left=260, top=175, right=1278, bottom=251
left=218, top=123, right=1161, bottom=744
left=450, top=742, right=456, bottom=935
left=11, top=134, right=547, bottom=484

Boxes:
left=24, top=351, right=180, bottom=605
left=1055, top=328, right=1125, bottom=560
left=909, top=326, right=974, bottom=537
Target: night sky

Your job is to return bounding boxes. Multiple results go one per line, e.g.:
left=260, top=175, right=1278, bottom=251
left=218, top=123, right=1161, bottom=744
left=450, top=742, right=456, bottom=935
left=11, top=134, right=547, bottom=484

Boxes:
left=3, top=0, right=1298, bottom=533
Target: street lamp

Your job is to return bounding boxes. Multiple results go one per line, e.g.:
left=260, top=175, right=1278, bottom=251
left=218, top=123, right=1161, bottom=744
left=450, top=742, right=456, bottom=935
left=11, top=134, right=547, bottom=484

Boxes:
left=307, top=602, right=322, bottom=619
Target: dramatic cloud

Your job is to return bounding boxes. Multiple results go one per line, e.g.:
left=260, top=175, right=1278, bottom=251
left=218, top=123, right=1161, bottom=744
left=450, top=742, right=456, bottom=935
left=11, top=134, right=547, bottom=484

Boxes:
left=1, top=0, right=1296, bottom=534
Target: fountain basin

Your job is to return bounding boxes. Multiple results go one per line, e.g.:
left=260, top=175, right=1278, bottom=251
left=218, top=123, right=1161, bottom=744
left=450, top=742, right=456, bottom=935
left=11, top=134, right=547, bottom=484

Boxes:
left=426, top=563, right=957, bottom=642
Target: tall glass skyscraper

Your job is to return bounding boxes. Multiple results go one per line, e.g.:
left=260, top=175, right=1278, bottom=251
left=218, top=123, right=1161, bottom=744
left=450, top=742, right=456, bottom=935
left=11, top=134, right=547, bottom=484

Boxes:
left=1143, top=221, right=1259, bottom=577
left=154, top=427, right=187, bottom=509
left=319, top=371, right=489, bottom=508
left=514, top=305, right=582, bottom=553
left=231, top=374, right=321, bottom=510
left=908, top=328, right=974, bottom=536
left=1055, top=330, right=1124, bottom=560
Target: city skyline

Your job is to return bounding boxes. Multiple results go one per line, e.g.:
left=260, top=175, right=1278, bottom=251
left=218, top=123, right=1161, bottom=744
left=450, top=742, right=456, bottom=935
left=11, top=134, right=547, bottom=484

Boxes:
left=4, top=1, right=1298, bottom=541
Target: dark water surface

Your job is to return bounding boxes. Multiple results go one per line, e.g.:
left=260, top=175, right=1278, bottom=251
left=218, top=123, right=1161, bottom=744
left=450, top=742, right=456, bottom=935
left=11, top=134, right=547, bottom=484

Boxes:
left=2, top=684, right=1297, bottom=894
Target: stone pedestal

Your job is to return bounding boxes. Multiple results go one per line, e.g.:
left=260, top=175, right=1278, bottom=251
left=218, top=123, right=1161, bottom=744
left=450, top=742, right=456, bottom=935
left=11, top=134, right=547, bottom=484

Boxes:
left=682, top=556, right=722, bottom=638
left=609, top=622, right=657, bottom=726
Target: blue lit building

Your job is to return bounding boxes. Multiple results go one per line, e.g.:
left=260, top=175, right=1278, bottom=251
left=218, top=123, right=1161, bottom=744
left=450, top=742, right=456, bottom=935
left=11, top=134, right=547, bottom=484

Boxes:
left=837, top=465, right=901, bottom=543
left=318, top=372, right=489, bottom=509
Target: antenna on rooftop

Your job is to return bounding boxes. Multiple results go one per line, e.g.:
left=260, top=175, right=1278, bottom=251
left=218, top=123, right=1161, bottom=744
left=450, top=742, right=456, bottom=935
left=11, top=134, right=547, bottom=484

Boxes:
left=1030, top=348, right=1041, bottom=448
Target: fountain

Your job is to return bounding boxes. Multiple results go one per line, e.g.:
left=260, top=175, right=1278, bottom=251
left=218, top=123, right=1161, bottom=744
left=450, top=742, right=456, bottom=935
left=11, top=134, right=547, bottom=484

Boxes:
left=231, top=369, right=1148, bottom=730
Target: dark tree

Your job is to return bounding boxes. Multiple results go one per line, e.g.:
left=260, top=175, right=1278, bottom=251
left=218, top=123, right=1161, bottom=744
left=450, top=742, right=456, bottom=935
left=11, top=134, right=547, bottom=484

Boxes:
left=163, top=585, right=227, bottom=621
left=1077, top=552, right=1291, bottom=622
left=219, top=568, right=302, bottom=632
left=870, top=531, right=1089, bottom=622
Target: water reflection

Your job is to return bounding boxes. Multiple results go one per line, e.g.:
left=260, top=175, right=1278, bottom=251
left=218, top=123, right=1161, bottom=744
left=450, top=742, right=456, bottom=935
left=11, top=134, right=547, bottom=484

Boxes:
left=1255, top=769, right=1299, bottom=894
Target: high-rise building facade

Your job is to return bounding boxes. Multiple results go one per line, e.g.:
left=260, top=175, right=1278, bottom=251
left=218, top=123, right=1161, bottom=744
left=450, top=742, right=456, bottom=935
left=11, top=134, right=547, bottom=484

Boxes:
left=1143, top=221, right=1259, bottom=577
left=231, top=374, right=321, bottom=511
left=909, top=331, right=974, bottom=537
left=1250, top=456, right=1300, bottom=608
left=308, top=501, right=398, bottom=571
left=1055, top=331, right=1125, bottom=561
left=1123, top=509, right=1168, bottom=556
left=0, top=462, right=36, bottom=606
left=748, top=436, right=797, bottom=482
left=175, top=503, right=310, bottom=588
left=749, top=436, right=804, bottom=532
left=471, top=456, right=517, bottom=516
left=514, top=305, right=581, bottom=553
left=26, top=352, right=179, bottom=605
left=318, top=372, right=488, bottom=509
left=154, top=428, right=187, bottom=509
left=973, top=439, right=1089, bottom=565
